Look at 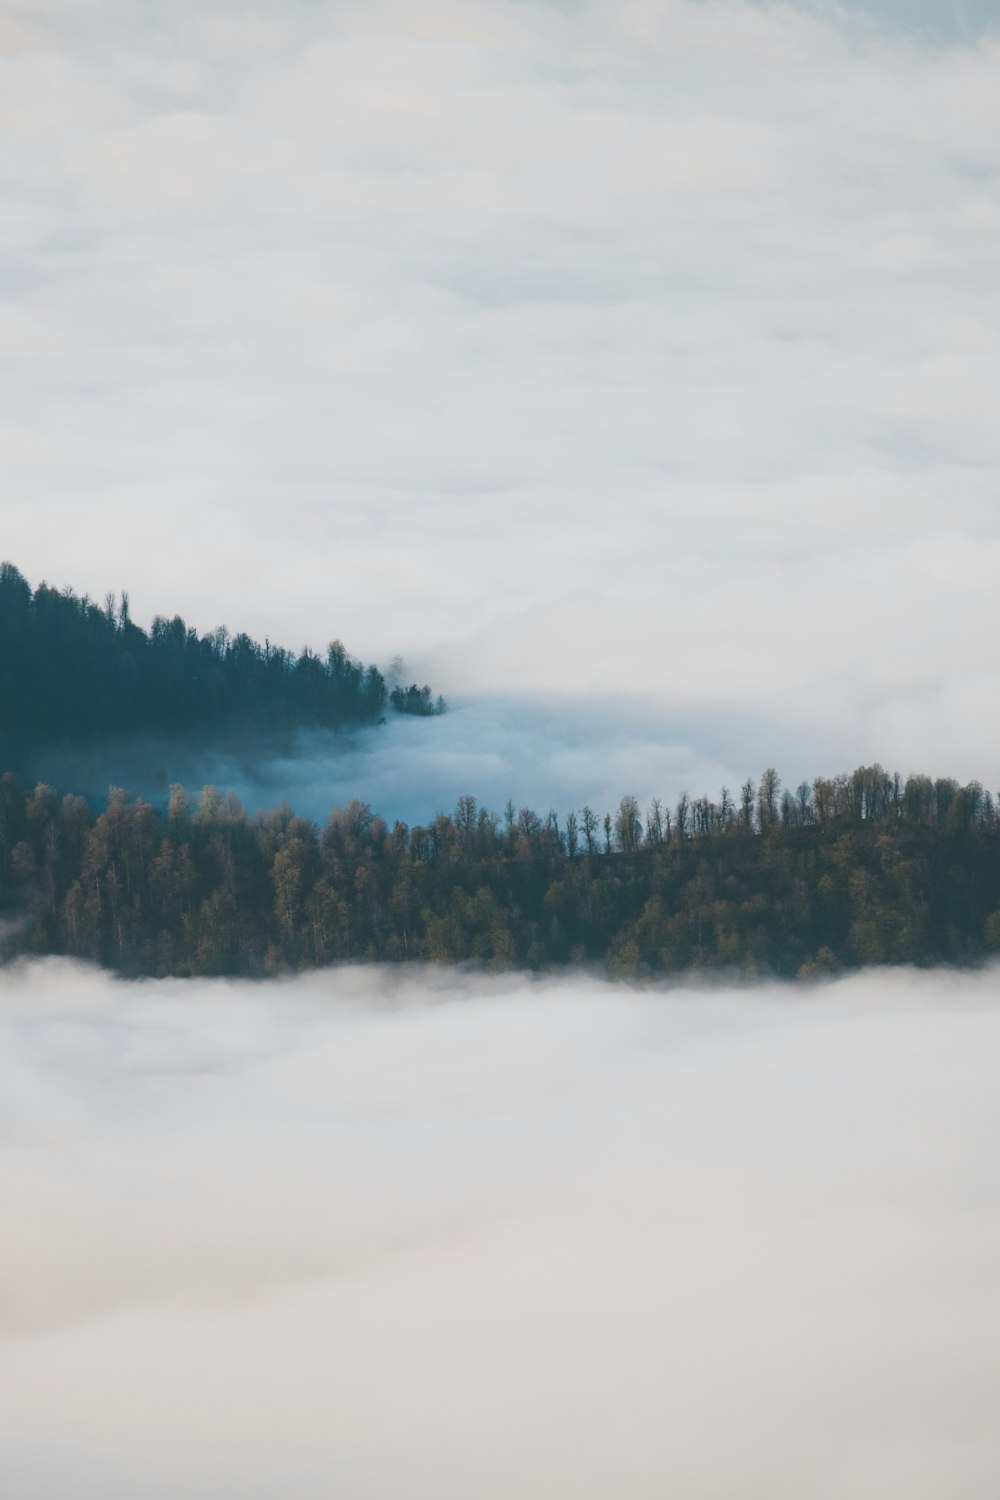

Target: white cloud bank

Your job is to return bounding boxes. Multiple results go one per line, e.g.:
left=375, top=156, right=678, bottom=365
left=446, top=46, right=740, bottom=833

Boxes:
left=2, top=0, right=1000, bottom=805
left=2, top=960, right=1000, bottom=1496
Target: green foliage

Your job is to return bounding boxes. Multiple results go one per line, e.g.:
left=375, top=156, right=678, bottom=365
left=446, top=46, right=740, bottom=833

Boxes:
left=2, top=763, right=1000, bottom=980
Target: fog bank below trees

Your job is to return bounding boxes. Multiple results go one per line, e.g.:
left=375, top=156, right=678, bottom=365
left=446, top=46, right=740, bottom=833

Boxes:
left=30, top=695, right=789, bottom=832
left=2, top=961, right=1000, bottom=1498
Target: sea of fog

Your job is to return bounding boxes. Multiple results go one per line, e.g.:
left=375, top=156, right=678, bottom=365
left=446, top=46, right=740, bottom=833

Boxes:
left=31, top=693, right=841, bottom=830
left=2, top=961, right=1000, bottom=1498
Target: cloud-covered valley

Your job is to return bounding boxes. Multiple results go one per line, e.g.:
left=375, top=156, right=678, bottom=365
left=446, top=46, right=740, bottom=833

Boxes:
left=2, top=961, right=1000, bottom=1497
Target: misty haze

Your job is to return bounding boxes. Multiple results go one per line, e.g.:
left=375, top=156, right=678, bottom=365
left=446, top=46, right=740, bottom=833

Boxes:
left=3, top=961, right=1000, bottom=1499
left=4, top=0, right=1000, bottom=1491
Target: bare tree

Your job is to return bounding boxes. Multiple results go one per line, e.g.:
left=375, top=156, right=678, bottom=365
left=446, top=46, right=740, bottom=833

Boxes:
left=478, top=806, right=501, bottom=851
left=796, top=782, right=813, bottom=825
left=758, top=768, right=780, bottom=832
left=517, top=807, right=542, bottom=839
left=693, top=796, right=717, bottom=835
left=454, top=794, right=477, bottom=849
left=740, top=779, right=756, bottom=833
left=581, top=806, right=599, bottom=855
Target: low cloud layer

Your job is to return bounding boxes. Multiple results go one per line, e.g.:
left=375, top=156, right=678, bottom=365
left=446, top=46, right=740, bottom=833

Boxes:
left=31, top=686, right=994, bottom=834
left=3, top=0, right=1000, bottom=803
left=32, top=693, right=822, bottom=828
left=2, top=960, right=1000, bottom=1497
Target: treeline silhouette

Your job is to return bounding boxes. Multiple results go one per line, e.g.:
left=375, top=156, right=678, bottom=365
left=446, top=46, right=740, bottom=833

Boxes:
left=3, top=763, right=1000, bottom=980
left=0, top=561, right=443, bottom=771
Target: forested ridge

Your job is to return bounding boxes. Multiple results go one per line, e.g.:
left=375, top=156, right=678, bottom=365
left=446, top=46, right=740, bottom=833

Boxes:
left=3, top=763, right=1000, bottom=980
left=0, top=561, right=442, bottom=773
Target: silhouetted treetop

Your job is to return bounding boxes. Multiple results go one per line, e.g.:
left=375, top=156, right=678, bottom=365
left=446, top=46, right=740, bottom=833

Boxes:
left=0, top=562, right=444, bottom=770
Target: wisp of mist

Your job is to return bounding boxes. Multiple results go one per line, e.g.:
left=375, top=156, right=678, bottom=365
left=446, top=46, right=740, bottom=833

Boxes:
left=30, top=695, right=806, bottom=832
left=2, top=960, right=1000, bottom=1499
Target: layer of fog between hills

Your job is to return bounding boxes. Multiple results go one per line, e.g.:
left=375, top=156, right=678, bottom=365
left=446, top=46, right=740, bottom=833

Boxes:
left=2, top=960, right=1000, bottom=1498
left=30, top=695, right=826, bottom=831
left=4, top=0, right=1000, bottom=809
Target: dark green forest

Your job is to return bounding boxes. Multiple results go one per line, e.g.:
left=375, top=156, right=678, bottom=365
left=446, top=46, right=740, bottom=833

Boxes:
left=3, top=764, right=1000, bottom=980
left=0, top=562, right=442, bottom=775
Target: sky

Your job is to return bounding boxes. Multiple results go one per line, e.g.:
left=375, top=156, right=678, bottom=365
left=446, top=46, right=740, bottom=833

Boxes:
left=3, top=0, right=1000, bottom=816
left=3, top=959, right=1000, bottom=1498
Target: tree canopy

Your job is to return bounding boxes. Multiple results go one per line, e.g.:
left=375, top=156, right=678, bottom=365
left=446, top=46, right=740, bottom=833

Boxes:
left=2, top=762, right=1000, bottom=981
left=0, top=562, right=442, bottom=774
